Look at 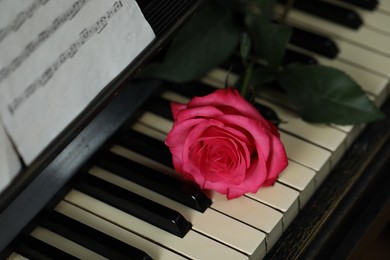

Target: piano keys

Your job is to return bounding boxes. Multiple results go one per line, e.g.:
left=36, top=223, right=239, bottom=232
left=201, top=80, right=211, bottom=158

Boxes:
left=6, top=85, right=388, bottom=259
left=0, top=0, right=207, bottom=254
left=1, top=0, right=390, bottom=259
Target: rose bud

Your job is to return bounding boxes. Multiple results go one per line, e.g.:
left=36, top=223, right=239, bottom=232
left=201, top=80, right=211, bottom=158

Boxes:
left=165, top=87, right=288, bottom=199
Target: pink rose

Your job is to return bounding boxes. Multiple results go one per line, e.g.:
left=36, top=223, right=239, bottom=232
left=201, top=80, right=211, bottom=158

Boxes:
left=165, top=87, right=288, bottom=199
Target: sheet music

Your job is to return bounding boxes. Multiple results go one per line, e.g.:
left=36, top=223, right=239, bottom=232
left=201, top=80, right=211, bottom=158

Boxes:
left=0, top=0, right=155, bottom=164
left=0, top=119, right=21, bottom=194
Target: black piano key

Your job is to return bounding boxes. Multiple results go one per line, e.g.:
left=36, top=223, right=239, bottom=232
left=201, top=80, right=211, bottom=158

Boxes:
left=74, top=173, right=191, bottom=238
left=115, top=130, right=172, bottom=167
left=148, top=97, right=175, bottom=120
left=14, top=235, right=79, bottom=260
left=279, top=0, right=363, bottom=29
left=168, top=81, right=216, bottom=98
left=283, top=49, right=318, bottom=65
left=290, top=26, right=339, bottom=58
left=39, top=210, right=152, bottom=260
left=337, top=0, right=378, bottom=10
left=119, top=128, right=173, bottom=168
left=97, top=149, right=212, bottom=212
left=119, top=128, right=173, bottom=167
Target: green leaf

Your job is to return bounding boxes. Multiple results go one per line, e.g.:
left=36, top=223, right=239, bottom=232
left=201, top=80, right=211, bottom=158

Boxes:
left=252, top=66, right=276, bottom=87
left=245, top=13, right=291, bottom=69
left=277, top=64, right=385, bottom=124
left=139, top=3, right=240, bottom=82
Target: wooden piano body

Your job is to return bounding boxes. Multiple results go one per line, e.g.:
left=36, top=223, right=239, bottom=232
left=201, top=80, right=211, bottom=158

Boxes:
left=1, top=0, right=389, bottom=259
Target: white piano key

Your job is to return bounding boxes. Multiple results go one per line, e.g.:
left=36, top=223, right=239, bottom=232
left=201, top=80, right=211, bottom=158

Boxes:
left=277, top=160, right=317, bottom=208
left=330, top=123, right=361, bottom=146
left=132, top=121, right=167, bottom=142
left=210, top=192, right=283, bottom=251
left=245, top=182, right=300, bottom=229
left=330, top=123, right=355, bottom=134
left=64, top=190, right=248, bottom=260
left=55, top=201, right=186, bottom=260
left=355, top=9, right=390, bottom=35
left=89, top=166, right=267, bottom=259
left=321, top=0, right=390, bottom=35
left=7, top=253, right=29, bottom=260
left=255, top=98, right=347, bottom=166
left=340, top=3, right=390, bottom=35
left=138, top=111, right=173, bottom=134
left=109, top=143, right=282, bottom=254
left=283, top=18, right=390, bottom=78
left=280, top=132, right=331, bottom=186
left=336, top=39, right=390, bottom=78
left=30, top=227, right=105, bottom=260
left=162, top=90, right=191, bottom=104
left=278, top=6, right=390, bottom=57
left=379, top=1, right=390, bottom=13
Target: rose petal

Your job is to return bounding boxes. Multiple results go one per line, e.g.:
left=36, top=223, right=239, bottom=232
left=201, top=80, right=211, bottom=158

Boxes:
left=171, top=102, right=187, bottom=121
left=263, top=132, right=288, bottom=185
left=197, top=137, right=246, bottom=184
left=229, top=156, right=268, bottom=197
left=187, top=88, right=265, bottom=121
left=200, top=126, right=252, bottom=167
left=217, top=115, right=273, bottom=160
left=166, top=118, right=207, bottom=172
left=181, top=120, right=251, bottom=175
left=176, top=106, right=225, bottom=123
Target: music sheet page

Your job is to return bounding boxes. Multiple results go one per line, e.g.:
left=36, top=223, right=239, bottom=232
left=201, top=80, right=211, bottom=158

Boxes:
left=0, top=0, right=155, bottom=164
left=0, top=120, right=21, bottom=193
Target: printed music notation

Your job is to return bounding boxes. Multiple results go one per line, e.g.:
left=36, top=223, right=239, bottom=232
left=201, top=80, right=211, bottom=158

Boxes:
left=0, top=0, right=88, bottom=85
left=6, top=0, right=124, bottom=115
left=0, top=0, right=155, bottom=165
left=0, top=0, right=50, bottom=45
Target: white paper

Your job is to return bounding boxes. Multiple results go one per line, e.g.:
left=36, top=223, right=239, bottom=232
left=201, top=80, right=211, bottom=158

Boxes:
left=0, top=0, right=155, bottom=164
left=0, top=119, right=21, bottom=194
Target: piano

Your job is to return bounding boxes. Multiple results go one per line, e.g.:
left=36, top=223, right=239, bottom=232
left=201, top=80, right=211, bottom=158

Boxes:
left=1, top=0, right=389, bottom=259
